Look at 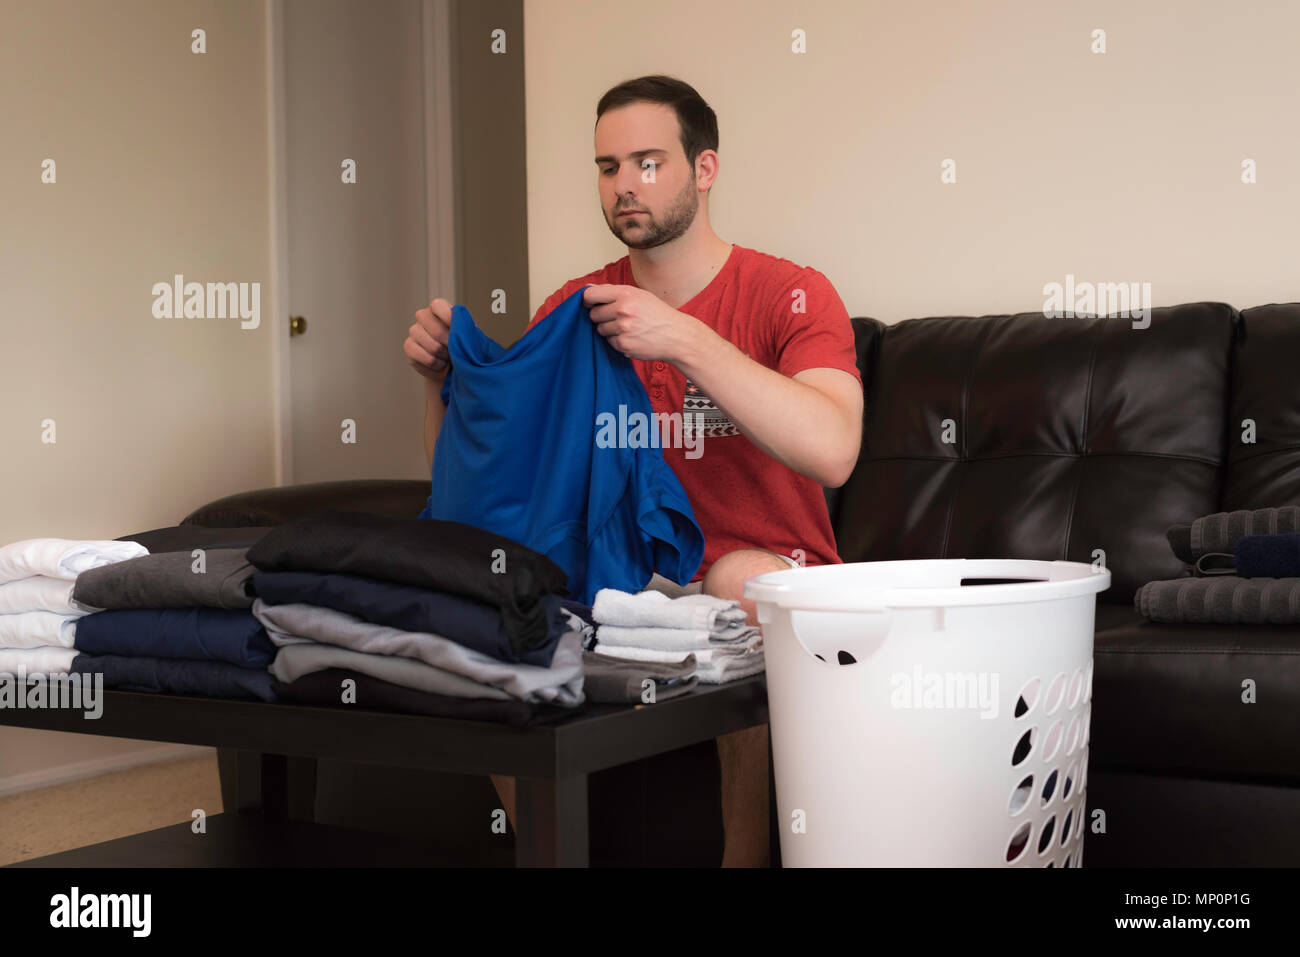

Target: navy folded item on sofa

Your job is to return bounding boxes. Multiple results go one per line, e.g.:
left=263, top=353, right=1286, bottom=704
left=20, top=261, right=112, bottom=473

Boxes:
left=246, top=510, right=569, bottom=658
left=71, top=653, right=277, bottom=701
left=249, top=570, right=568, bottom=667
left=268, top=668, right=575, bottom=729
left=1235, top=533, right=1300, bottom=579
left=74, top=607, right=274, bottom=668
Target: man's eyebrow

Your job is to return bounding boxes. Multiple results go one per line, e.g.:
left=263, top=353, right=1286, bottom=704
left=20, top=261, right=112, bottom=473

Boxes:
left=594, top=148, right=668, bottom=165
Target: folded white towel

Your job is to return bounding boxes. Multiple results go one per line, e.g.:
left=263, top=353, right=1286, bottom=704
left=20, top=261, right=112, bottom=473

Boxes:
left=594, top=622, right=760, bottom=651
left=0, top=646, right=78, bottom=675
left=593, top=588, right=748, bottom=631
left=0, top=610, right=79, bottom=649
left=0, top=538, right=148, bottom=586
left=0, top=575, right=97, bottom=615
left=592, top=635, right=762, bottom=665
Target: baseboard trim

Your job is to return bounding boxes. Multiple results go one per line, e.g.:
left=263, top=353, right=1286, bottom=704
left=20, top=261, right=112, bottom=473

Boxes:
left=0, top=744, right=214, bottom=799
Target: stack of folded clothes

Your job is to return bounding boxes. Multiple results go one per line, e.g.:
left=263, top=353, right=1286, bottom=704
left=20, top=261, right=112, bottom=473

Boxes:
left=245, top=510, right=589, bottom=727
left=584, top=587, right=765, bottom=694
left=1135, top=506, right=1300, bottom=623
left=0, top=537, right=147, bottom=678
left=69, top=546, right=276, bottom=701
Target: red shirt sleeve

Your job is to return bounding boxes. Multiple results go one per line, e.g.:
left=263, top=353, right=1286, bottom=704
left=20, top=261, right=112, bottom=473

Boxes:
left=771, top=267, right=862, bottom=384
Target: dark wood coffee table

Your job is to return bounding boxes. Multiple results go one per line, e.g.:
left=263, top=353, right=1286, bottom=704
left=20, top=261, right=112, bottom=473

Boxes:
left=0, top=675, right=768, bottom=867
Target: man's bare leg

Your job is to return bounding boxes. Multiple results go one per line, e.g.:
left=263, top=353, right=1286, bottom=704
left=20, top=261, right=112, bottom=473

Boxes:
left=491, top=774, right=516, bottom=831
left=703, top=547, right=789, bottom=867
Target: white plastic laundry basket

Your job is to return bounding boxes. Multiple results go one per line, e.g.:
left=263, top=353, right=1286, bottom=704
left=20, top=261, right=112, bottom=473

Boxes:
left=745, top=559, right=1110, bottom=868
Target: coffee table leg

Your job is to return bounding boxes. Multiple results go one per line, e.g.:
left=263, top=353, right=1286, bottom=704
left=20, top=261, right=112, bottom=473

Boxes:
left=515, top=773, right=589, bottom=867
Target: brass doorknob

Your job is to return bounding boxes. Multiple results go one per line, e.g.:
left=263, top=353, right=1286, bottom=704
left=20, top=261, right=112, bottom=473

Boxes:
left=289, top=315, right=307, bottom=336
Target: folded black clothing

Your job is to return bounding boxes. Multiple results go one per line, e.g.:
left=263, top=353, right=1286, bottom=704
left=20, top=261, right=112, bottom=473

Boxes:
left=250, top=569, right=568, bottom=667
left=1167, top=506, right=1300, bottom=563
left=114, top=525, right=276, bottom=553
left=73, top=548, right=256, bottom=610
left=269, top=668, right=577, bottom=729
left=1236, top=533, right=1300, bottom=579
left=1134, top=575, right=1300, bottom=624
left=70, top=653, right=277, bottom=702
left=246, top=510, right=570, bottom=656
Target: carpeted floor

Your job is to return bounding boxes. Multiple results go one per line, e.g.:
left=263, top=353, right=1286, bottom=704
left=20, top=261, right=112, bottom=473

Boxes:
left=0, top=755, right=223, bottom=866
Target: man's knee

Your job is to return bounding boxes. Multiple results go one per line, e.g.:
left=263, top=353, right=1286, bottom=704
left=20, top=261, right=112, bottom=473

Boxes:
left=702, top=548, right=792, bottom=624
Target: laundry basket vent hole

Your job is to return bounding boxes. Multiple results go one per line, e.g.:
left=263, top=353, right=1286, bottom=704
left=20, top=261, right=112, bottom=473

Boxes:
left=1044, top=673, right=1066, bottom=714
left=1037, top=817, right=1056, bottom=855
left=1009, top=775, right=1033, bottom=815
left=1011, top=728, right=1035, bottom=766
left=1014, top=677, right=1040, bottom=718
left=1062, top=810, right=1074, bottom=847
left=1041, top=769, right=1058, bottom=806
left=1006, top=822, right=1031, bottom=863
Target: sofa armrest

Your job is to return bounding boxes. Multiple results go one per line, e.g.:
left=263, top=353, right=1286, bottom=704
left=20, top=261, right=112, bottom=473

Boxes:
left=180, top=479, right=429, bottom=528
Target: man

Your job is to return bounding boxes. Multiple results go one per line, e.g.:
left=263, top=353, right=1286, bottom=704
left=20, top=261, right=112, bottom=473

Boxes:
left=404, top=75, right=863, bottom=867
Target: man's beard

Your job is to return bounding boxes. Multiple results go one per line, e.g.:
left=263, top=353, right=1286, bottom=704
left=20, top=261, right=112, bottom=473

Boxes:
left=606, top=175, right=699, bottom=249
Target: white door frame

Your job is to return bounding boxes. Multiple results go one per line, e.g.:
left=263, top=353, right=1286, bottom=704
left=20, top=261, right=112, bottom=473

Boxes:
left=263, top=0, right=457, bottom=488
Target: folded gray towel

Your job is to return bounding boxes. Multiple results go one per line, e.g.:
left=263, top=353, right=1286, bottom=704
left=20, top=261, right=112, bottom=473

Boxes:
left=71, top=547, right=256, bottom=610
left=581, top=650, right=698, bottom=704
left=1134, top=575, right=1300, bottom=624
left=1168, top=507, right=1300, bottom=563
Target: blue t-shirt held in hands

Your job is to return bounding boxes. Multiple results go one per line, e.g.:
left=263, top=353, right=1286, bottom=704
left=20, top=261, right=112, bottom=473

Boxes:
left=417, top=285, right=705, bottom=604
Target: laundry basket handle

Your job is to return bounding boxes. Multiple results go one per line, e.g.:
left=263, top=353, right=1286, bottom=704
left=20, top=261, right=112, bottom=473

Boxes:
left=744, top=579, right=888, bottom=614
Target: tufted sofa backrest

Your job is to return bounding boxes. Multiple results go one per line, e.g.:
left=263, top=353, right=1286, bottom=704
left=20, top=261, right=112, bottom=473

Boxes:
left=831, top=302, right=1247, bottom=604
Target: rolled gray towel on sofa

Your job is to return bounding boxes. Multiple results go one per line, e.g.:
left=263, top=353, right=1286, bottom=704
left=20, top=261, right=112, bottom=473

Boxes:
left=1168, top=506, right=1300, bottom=563
left=1134, top=575, right=1300, bottom=624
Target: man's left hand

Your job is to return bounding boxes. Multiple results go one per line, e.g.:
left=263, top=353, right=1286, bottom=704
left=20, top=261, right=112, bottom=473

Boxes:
left=582, top=284, right=701, bottom=363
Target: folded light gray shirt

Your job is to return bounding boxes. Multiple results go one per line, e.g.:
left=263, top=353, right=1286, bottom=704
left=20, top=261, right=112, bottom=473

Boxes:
left=252, top=598, right=584, bottom=706
left=72, top=547, right=255, bottom=611
left=270, top=642, right=513, bottom=700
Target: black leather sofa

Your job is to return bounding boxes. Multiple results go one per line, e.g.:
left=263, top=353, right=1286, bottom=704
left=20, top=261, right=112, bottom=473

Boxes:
left=183, top=299, right=1300, bottom=867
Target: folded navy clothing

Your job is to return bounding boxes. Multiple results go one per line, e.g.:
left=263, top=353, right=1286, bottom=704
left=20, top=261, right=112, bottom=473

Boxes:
left=70, top=653, right=277, bottom=702
left=74, top=607, right=274, bottom=668
left=269, top=668, right=577, bottom=728
left=1236, top=533, right=1300, bottom=579
left=246, top=510, right=570, bottom=657
left=249, top=570, right=567, bottom=667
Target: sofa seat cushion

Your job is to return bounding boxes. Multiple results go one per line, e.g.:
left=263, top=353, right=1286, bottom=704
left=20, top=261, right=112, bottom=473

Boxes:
left=1091, top=619, right=1300, bottom=780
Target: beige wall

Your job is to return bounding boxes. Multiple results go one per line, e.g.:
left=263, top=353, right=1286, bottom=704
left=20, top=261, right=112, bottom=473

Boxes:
left=0, top=0, right=271, bottom=781
left=524, top=0, right=1299, bottom=323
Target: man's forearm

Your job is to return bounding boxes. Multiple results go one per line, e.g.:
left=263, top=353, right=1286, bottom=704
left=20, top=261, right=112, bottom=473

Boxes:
left=675, top=325, right=859, bottom=486
left=423, top=375, right=447, bottom=474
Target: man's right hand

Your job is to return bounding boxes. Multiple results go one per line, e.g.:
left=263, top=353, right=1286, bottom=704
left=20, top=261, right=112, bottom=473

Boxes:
left=406, top=297, right=453, bottom=380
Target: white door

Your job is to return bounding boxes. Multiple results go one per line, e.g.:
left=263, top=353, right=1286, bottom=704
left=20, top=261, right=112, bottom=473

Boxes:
left=272, top=0, right=452, bottom=486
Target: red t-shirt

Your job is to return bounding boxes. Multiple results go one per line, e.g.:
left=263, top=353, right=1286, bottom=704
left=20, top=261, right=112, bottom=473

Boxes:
left=526, top=243, right=861, bottom=581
